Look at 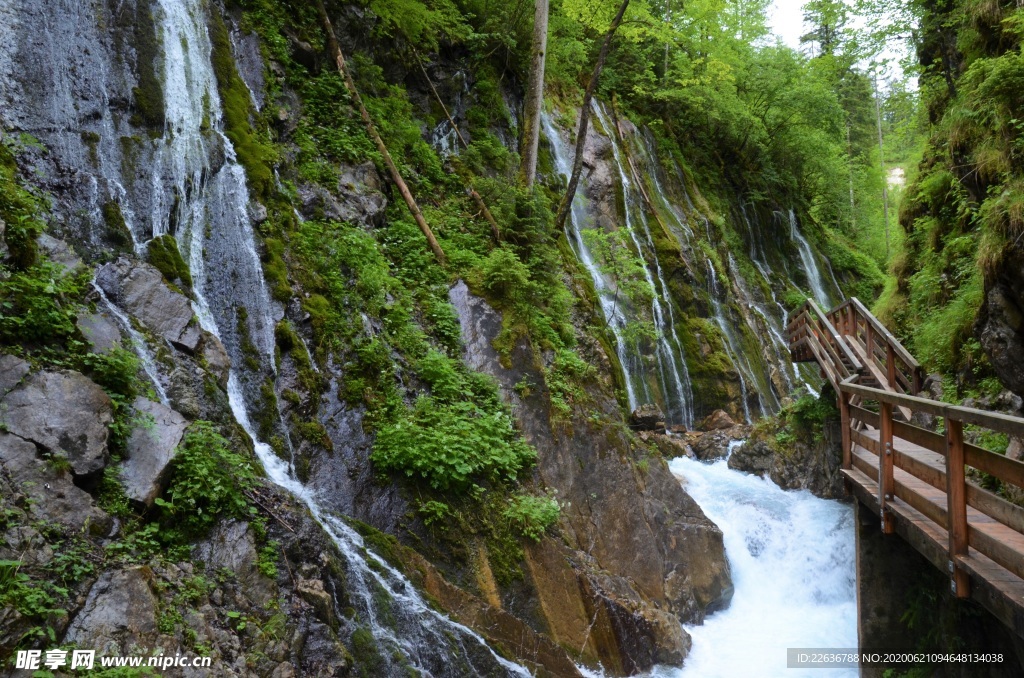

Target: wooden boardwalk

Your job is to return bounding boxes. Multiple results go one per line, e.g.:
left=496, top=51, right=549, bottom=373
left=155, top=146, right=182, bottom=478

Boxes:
left=788, top=298, right=1024, bottom=639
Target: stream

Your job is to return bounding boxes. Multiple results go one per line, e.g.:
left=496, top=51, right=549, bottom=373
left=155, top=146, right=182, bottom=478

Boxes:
left=656, top=450, right=857, bottom=677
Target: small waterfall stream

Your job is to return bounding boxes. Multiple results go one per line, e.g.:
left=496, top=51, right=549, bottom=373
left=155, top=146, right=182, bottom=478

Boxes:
left=658, top=452, right=857, bottom=677
left=787, top=209, right=833, bottom=308
left=594, top=103, right=695, bottom=427
left=146, top=2, right=529, bottom=674
left=542, top=111, right=648, bottom=412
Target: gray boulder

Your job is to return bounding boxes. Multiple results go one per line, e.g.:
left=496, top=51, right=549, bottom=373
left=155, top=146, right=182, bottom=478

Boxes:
left=37, top=233, right=82, bottom=274
left=0, top=432, right=111, bottom=534
left=120, top=398, right=188, bottom=509
left=0, top=370, right=112, bottom=476
left=200, top=333, right=231, bottom=388
left=630, top=404, right=665, bottom=431
left=0, top=354, right=30, bottom=398
left=76, top=311, right=123, bottom=355
left=96, top=258, right=201, bottom=352
left=63, top=568, right=159, bottom=656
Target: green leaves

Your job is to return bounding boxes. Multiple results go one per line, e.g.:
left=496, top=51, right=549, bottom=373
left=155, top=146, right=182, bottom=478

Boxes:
left=156, top=422, right=260, bottom=539
left=503, top=494, right=560, bottom=542
left=372, top=396, right=537, bottom=492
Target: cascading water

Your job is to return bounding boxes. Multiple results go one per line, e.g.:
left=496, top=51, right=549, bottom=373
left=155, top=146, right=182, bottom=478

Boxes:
left=656, top=451, right=857, bottom=678
left=787, top=209, right=833, bottom=309
left=145, top=2, right=529, bottom=674
left=541, top=111, right=648, bottom=412
left=92, top=282, right=170, bottom=405
left=705, top=260, right=756, bottom=422
left=593, top=102, right=695, bottom=427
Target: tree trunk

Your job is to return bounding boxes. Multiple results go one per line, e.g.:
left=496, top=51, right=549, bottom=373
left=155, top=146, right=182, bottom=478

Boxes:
left=317, top=3, right=447, bottom=264
left=520, top=0, right=549, bottom=188
left=554, top=0, right=631, bottom=232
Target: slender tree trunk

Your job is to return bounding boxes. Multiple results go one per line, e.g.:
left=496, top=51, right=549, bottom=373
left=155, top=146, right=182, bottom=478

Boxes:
left=554, top=0, right=631, bottom=233
left=413, top=48, right=501, bottom=242
left=520, top=0, right=549, bottom=187
left=317, top=2, right=447, bottom=264
left=846, top=120, right=856, bottom=232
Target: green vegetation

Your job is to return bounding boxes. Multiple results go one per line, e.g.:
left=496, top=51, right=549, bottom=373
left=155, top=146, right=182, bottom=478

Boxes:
left=154, top=421, right=261, bottom=539
left=503, top=494, right=560, bottom=542
left=147, top=234, right=193, bottom=290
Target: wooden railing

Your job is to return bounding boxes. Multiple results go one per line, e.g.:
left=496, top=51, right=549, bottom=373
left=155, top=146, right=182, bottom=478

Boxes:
left=829, top=298, right=924, bottom=396
left=788, top=296, right=1024, bottom=624
left=786, top=299, right=863, bottom=392
left=839, top=377, right=1024, bottom=598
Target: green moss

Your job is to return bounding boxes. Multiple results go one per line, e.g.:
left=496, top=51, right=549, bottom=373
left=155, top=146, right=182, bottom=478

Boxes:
left=147, top=233, right=192, bottom=289
left=128, top=5, right=165, bottom=129
left=262, top=237, right=292, bottom=301
left=208, top=9, right=276, bottom=198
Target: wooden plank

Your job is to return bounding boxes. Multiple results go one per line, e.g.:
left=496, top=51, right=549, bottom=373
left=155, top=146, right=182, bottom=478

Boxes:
left=947, top=418, right=971, bottom=598
left=967, top=485, right=1024, bottom=538
left=840, top=390, right=852, bottom=469
left=892, top=419, right=945, bottom=455
left=965, top=445, right=1024, bottom=491
left=849, top=404, right=880, bottom=428
left=948, top=406, right=1024, bottom=438
left=840, top=382, right=948, bottom=416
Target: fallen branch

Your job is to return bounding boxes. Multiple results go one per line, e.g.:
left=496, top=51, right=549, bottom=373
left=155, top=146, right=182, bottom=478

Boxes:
left=317, top=2, right=447, bottom=264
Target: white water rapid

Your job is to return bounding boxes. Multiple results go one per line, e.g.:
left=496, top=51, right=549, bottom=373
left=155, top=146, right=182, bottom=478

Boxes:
left=656, top=452, right=857, bottom=678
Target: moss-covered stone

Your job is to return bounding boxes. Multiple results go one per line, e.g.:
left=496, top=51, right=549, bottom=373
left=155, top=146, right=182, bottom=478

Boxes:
left=147, top=233, right=192, bottom=289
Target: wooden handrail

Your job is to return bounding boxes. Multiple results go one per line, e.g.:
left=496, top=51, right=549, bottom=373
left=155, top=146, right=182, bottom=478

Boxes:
left=790, top=298, right=1024, bottom=609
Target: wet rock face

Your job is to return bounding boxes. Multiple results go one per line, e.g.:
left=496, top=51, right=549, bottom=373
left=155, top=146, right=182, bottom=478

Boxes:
left=978, top=252, right=1024, bottom=397
left=96, top=259, right=202, bottom=352
left=630, top=403, right=665, bottom=430
left=449, top=280, right=732, bottom=672
left=729, top=415, right=844, bottom=498
left=0, top=431, right=111, bottom=534
left=64, top=568, right=160, bottom=656
left=0, top=370, right=112, bottom=477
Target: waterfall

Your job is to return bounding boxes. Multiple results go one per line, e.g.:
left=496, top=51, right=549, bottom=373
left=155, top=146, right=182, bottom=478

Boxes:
left=661, top=453, right=856, bottom=677
left=148, top=2, right=529, bottom=674
left=593, top=102, right=695, bottom=427
left=541, top=111, right=647, bottom=412
left=705, top=260, right=755, bottom=423
left=92, top=281, right=170, bottom=405
left=788, top=209, right=832, bottom=309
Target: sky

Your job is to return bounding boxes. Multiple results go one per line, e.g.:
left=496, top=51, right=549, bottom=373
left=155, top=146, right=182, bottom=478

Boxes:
left=766, top=0, right=911, bottom=84
left=767, top=0, right=805, bottom=50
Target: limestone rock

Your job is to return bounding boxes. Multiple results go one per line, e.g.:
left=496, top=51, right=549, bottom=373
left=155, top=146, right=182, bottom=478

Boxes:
left=0, top=432, right=110, bottom=534
left=63, top=568, right=159, bottom=656
left=978, top=266, right=1024, bottom=397
left=194, top=520, right=274, bottom=606
left=96, top=258, right=202, bottom=352
left=76, top=311, right=122, bottom=355
left=200, top=332, right=231, bottom=388
left=0, top=370, right=112, bottom=476
left=0, top=354, right=30, bottom=398
left=0, top=217, right=7, bottom=260
left=699, top=409, right=736, bottom=431
left=630, top=403, right=665, bottom=430
left=120, top=397, right=188, bottom=509
left=691, top=430, right=731, bottom=461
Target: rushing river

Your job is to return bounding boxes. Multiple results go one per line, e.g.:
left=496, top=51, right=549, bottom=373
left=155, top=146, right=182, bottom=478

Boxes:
left=654, top=451, right=857, bottom=678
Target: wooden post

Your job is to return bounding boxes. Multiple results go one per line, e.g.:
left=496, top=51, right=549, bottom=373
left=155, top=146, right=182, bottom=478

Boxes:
left=886, top=344, right=897, bottom=389
left=946, top=418, right=971, bottom=598
left=880, top=401, right=895, bottom=534
left=866, top=323, right=875, bottom=366
left=839, top=389, right=852, bottom=469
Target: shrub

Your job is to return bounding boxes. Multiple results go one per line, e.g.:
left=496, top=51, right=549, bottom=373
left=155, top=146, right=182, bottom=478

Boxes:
left=372, top=397, right=537, bottom=492
left=155, top=422, right=259, bottom=538
left=503, top=495, right=560, bottom=542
